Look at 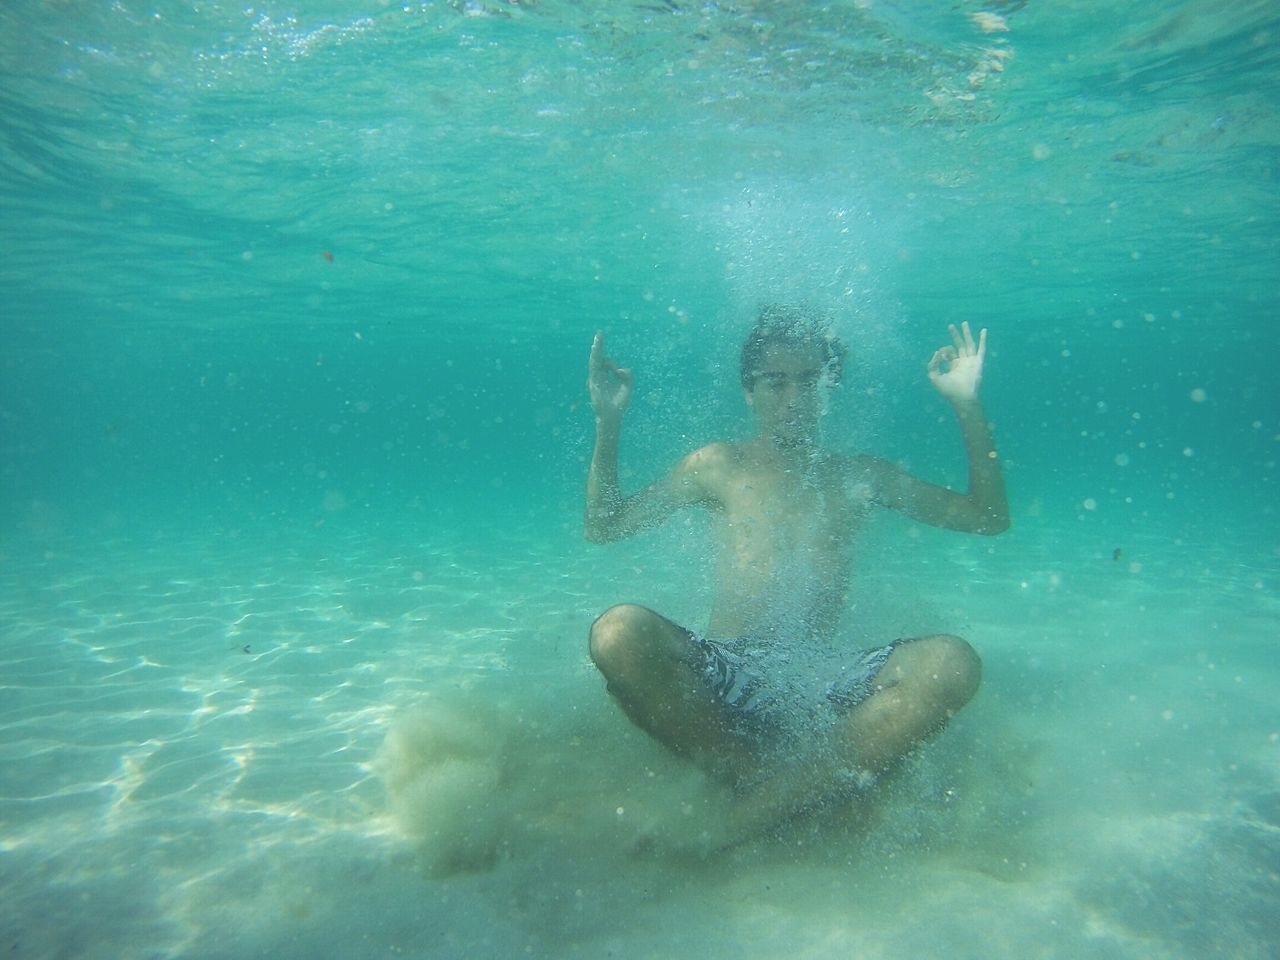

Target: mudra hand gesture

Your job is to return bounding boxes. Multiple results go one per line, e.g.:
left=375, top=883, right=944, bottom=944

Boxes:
left=588, top=332, right=633, bottom=423
left=928, top=321, right=987, bottom=405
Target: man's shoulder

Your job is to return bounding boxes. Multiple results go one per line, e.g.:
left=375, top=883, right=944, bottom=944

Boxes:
left=656, top=441, right=739, bottom=507
left=676, top=440, right=739, bottom=475
left=838, top=452, right=912, bottom=502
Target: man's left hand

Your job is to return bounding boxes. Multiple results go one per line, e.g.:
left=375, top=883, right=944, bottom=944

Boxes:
left=927, top=321, right=986, bottom=405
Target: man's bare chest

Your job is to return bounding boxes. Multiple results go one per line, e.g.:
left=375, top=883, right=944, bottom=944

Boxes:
left=714, top=465, right=869, bottom=551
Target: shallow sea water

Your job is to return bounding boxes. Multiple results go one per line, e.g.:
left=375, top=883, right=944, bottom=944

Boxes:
left=2, top=0, right=1278, bottom=957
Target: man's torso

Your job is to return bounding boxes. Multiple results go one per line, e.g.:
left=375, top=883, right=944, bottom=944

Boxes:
left=694, top=441, right=875, bottom=638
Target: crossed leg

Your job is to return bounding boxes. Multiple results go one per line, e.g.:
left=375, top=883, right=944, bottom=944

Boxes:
left=587, top=603, right=760, bottom=784
left=588, top=602, right=981, bottom=831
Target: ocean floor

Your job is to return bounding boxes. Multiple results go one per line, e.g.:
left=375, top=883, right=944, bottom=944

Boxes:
left=1, top=512, right=1276, bottom=960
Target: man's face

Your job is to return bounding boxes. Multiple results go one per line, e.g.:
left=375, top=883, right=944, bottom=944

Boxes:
left=745, top=343, right=830, bottom=446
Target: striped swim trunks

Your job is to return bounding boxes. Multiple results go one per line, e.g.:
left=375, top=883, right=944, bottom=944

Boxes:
left=692, top=632, right=901, bottom=724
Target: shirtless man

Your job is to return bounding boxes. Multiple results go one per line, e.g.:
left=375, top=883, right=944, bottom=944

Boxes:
left=585, top=306, right=1009, bottom=829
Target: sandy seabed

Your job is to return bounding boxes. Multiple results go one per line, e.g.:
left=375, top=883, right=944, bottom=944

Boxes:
left=1, top=514, right=1276, bottom=960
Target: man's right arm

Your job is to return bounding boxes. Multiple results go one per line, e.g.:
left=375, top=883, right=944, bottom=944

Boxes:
left=586, top=426, right=718, bottom=543
left=584, top=331, right=716, bottom=543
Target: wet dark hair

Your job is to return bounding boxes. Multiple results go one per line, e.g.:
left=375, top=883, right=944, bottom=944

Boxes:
left=739, top=304, right=847, bottom=390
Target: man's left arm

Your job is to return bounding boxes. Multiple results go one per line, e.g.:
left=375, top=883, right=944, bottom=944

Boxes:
left=863, top=322, right=1010, bottom=536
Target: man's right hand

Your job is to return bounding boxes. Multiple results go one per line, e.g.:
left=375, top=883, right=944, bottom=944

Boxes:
left=588, top=331, right=632, bottom=423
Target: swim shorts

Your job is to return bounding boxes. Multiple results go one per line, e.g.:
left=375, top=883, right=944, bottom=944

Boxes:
left=691, top=632, right=899, bottom=725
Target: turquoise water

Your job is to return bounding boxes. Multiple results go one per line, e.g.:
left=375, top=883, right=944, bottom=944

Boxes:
left=1, top=2, right=1277, bottom=958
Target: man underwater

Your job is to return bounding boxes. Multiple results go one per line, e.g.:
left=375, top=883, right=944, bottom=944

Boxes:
left=583, top=306, right=1009, bottom=835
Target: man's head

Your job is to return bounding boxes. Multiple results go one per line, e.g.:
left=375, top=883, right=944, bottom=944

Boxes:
left=740, top=305, right=846, bottom=446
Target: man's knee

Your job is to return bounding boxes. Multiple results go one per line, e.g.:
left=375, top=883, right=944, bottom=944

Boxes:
left=924, top=633, right=981, bottom=708
left=588, top=603, right=654, bottom=672
left=890, top=634, right=980, bottom=711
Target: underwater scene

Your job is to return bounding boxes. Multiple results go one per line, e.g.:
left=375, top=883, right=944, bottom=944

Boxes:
left=1, top=1, right=1277, bottom=957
